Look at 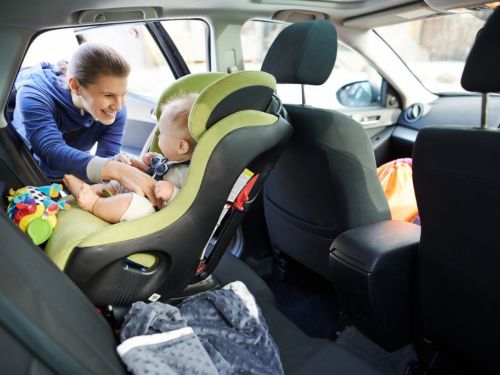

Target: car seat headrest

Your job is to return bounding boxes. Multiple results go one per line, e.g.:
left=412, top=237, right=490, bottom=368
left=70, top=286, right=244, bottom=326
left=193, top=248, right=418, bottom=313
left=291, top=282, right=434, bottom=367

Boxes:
left=155, top=72, right=227, bottom=120
left=261, top=20, right=337, bottom=85
left=154, top=71, right=277, bottom=145
left=461, top=8, right=500, bottom=93
left=150, top=73, right=227, bottom=153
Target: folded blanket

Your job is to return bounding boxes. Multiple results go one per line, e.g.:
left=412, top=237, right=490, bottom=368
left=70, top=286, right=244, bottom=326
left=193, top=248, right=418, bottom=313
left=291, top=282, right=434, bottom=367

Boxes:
left=118, top=281, right=283, bottom=375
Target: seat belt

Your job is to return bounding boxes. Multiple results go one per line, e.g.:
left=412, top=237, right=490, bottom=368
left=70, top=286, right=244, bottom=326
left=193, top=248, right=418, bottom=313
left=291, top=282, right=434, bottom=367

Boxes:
left=0, top=291, right=91, bottom=375
left=266, top=93, right=289, bottom=121
left=195, top=170, right=260, bottom=275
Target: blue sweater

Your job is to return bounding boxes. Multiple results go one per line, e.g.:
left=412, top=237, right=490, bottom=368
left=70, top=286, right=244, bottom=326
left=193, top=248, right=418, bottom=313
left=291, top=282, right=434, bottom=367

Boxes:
left=12, top=63, right=126, bottom=181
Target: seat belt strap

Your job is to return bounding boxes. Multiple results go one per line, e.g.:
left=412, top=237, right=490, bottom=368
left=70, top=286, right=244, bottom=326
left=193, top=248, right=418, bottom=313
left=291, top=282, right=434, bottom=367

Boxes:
left=0, top=292, right=91, bottom=375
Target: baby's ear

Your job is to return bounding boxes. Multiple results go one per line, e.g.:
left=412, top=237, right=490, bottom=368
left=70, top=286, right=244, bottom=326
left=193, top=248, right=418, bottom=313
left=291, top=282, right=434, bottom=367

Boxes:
left=177, top=139, right=190, bottom=155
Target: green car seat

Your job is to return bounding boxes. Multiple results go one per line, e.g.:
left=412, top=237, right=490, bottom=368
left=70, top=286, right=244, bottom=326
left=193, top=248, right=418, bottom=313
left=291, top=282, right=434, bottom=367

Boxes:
left=45, top=71, right=292, bottom=306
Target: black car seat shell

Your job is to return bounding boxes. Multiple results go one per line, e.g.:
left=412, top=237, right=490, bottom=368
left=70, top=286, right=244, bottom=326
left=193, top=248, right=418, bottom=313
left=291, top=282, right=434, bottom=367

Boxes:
left=262, top=20, right=391, bottom=279
left=44, top=71, right=293, bottom=305
left=413, top=8, right=500, bottom=373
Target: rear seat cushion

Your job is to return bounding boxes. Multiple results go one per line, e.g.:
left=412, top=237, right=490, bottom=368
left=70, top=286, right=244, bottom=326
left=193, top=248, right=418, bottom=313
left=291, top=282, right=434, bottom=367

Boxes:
left=0, top=210, right=125, bottom=374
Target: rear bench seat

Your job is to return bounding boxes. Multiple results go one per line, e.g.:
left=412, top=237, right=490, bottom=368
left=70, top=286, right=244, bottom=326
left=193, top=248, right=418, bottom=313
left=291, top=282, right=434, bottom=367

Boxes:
left=0, top=210, right=379, bottom=374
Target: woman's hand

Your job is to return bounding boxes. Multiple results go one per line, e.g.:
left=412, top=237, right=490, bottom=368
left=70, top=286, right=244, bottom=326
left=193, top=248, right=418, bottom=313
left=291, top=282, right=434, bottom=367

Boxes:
left=102, top=160, right=158, bottom=205
left=114, top=152, right=132, bottom=165
left=129, top=152, right=162, bottom=172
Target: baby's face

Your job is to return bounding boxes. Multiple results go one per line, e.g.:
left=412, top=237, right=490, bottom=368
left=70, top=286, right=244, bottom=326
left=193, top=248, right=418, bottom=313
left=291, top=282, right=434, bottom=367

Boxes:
left=157, top=117, right=181, bottom=161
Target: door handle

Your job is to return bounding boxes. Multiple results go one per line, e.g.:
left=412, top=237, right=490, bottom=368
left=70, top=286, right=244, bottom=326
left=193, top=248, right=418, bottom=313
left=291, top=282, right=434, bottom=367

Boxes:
left=359, top=115, right=381, bottom=126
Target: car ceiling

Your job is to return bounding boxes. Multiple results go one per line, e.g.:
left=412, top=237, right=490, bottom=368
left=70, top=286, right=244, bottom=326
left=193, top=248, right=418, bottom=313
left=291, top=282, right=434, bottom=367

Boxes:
left=0, top=0, right=422, bottom=31
left=2, top=0, right=496, bottom=31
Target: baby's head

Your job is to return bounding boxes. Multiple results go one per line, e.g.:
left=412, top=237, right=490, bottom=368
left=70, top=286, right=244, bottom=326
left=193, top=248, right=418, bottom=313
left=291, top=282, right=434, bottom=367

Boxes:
left=157, top=92, right=198, bottom=162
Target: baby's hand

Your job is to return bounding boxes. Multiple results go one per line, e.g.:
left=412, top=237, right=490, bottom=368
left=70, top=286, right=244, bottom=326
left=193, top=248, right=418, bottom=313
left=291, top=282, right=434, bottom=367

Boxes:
left=143, top=152, right=163, bottom=166
left=154, top=180, right=175, bottom=206
left=132, top=152, right=162, bottom=172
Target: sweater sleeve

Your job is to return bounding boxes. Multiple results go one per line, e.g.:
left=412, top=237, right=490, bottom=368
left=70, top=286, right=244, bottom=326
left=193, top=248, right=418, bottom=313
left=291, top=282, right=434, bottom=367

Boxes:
left=95, top=106, right=127, bottom=158
left=17, top=85, right=93, bottom=179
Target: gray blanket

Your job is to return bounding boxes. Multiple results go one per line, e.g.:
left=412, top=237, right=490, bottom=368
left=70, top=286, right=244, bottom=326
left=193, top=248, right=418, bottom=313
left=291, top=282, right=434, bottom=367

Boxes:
left=117, top=281, right=283, bottom=375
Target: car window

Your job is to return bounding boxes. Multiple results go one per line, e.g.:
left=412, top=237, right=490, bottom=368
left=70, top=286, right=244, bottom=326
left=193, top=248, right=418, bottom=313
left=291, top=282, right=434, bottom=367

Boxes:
left=15, top=21, right=210, bottom=157
left=22, top=29, right=80, bottom=68
left=21, top=24, right=176, bottom=100
left=241, top=19, right=383, bottom=109
left=241, top=20, right=288, bottom=70
left=161, top=19, right=210, bottom=73
left=376, top=11, right=491, bottom=94
left=21, top=20, right=209, bottom=100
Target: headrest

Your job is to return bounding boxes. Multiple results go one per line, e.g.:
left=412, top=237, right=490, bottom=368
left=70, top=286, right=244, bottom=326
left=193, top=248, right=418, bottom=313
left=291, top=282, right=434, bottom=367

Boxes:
left=261, top=20, right=337, bottom=85
left=155, top=72, right=227, bottom=120
left=155, top=71, right=276, bottom=144
left=461, top=9, right=500, bottom=92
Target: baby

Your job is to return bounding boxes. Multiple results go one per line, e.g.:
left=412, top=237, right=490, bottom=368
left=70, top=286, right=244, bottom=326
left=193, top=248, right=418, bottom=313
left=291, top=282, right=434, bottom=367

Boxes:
left=64, top=93, right=198, bottom=223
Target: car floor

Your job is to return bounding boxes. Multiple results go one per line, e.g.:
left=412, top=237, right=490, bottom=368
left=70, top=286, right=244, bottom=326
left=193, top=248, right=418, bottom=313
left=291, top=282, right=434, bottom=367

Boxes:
left=336, top=327, right=418, bottom=375
left=263, top=260, right=340, bottom=340
left=261, top=255, right=418, bottom=375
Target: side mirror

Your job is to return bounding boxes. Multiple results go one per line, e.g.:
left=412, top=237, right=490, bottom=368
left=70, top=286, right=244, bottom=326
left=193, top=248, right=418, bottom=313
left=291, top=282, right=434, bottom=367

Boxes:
left=336, top=80, right=375, bottom=107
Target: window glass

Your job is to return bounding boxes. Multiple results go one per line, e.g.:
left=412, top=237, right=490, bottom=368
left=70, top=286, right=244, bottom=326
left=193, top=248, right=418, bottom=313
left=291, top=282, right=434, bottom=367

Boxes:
left=20, top=21, right=210, bottom=99
left=305, top=43, right=382, bottom=109
left=16, top=22, right=209, bottom=157
left=161, top=19, right=209, bottom=73
left=376, top=11, right=490, bottom=94
left=22, top=25, right=176, bottom=99
left=22, top=29, right=79, bottom=68
left=241, top=20, right=288, bottom=70
left=241, top=20, right=383, bottom=109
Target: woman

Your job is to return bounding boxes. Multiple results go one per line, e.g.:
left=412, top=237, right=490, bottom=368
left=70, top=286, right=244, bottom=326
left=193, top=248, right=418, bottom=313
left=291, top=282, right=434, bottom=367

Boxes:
left=12, top=42, right=156, bottom=202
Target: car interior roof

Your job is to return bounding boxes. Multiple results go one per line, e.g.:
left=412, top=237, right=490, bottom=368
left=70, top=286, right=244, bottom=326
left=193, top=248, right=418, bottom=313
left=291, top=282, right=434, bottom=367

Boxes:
left=0, top=0, right=417, bottom=29
left=1, top=0, right=494, bottom=29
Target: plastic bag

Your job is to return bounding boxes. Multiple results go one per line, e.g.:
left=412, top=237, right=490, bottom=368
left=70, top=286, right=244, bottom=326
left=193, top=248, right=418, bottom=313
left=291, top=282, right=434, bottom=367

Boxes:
left=377, top=158, right=418, bottom=223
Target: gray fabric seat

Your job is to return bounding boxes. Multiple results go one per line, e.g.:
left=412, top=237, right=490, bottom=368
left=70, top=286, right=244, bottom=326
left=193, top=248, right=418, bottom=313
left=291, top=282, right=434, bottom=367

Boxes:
left=412, top=9, right=500, bottom=373
left=262, top=20, right=390, bottom=280
left=0, top=208, right=379, bottom=374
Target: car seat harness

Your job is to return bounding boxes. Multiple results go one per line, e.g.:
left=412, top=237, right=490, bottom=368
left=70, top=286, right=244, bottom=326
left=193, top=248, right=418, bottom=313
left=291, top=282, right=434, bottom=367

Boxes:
left=146, top=155, right=190, bottom=181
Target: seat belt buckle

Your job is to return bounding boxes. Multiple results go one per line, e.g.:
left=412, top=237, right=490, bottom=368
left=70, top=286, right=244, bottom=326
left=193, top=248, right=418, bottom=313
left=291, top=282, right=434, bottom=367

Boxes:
left=232, top=173, right=260, bottom=212
left=196, top=259, right=207, bottom=275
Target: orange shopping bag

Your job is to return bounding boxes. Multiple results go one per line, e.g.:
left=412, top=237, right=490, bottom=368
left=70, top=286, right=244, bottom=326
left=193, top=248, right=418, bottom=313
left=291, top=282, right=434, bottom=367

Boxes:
left=377, top=158, right=418, bottom=223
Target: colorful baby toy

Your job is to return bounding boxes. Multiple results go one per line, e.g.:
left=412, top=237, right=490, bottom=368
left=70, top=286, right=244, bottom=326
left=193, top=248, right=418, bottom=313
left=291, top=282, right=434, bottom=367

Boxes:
left=7, top=183, right=70, bottom=245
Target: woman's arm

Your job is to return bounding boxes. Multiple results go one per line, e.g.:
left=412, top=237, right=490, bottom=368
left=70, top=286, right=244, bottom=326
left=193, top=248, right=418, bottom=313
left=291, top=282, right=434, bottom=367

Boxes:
left=101, top=160, right=158, bottom=205
left=17, top=86, right=93, bottom=179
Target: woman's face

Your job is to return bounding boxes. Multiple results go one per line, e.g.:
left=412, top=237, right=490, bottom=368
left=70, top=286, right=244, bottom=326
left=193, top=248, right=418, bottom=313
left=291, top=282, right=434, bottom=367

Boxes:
left=76, top=75, right=128, bottom=125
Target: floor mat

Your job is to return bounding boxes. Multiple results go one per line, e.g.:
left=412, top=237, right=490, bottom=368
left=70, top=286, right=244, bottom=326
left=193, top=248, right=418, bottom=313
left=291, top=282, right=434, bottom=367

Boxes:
left=263, top=265, right=340, bottom=339
left=336, top=326, right=417, bottom=375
